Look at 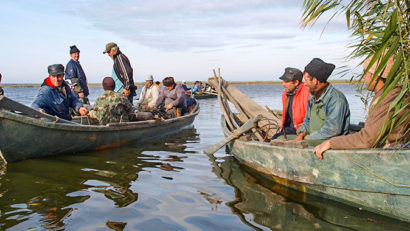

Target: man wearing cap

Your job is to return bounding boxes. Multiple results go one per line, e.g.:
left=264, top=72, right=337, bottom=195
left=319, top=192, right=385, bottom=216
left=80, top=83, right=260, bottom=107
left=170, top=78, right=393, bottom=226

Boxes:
left=103, top=42, right=137, bottom=104
left=136, top=74, right=160, bottom=109
left=295, top=58, right=350, bottom=145
left=89, top=77, right=133, bottom=125
left=155, top=77, right=187, bottom=117
left=272, top=67, right=310, bottom=139
left=65, top=45, right=89, bottom=104
left=32, top=64, right=88, bottom=120
left=313, top=54, right=409, bottom=159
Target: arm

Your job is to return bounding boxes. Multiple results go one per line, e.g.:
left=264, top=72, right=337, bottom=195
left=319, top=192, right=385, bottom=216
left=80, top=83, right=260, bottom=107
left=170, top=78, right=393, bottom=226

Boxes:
left=155, top=89, right=165, bottom=108
left=137, top=86, right=146, bottom=105
left=171, top=85, right=186, bottom=107
left=296, top=101, right=311, bottom=136
left=148, top=86, right=160, bottom=108
left=117, top=54, right=133, bottom=90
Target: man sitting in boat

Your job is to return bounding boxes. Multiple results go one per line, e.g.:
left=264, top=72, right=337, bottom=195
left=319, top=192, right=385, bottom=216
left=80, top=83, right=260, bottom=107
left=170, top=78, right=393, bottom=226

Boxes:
left=272, top=67, right=310, bottom=139
left=0, top=73, right=4, bottom=96
left=31, top=64, right=88, bottom=120
left=136, top=74, right=160, bottom=110
left=89, top=77, right=133, bottom=125
left=294, top=58, right=351, bottom=145
left=313, top=54, right=410, bottom=159
left=181, top=80, right=190, bottom=94
left=155, top=76, right=187, bottom=117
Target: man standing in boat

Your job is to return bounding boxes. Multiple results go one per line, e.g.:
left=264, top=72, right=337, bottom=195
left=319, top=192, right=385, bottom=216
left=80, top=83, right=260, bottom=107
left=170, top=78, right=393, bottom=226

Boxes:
left=103, top=42, right=137, bottom=104
left=136, top=74, right=160, bottom=109
left=294, top=58, right=351, bottom=145
left=313, top=54, right=410, bottom=159
left=32, top=64, right=88, bottom=120
left=272, top=67, right=310, bottom=139
left=65, top=45, right=89, bottom=104
left=155, top=77, right=187, bottom=117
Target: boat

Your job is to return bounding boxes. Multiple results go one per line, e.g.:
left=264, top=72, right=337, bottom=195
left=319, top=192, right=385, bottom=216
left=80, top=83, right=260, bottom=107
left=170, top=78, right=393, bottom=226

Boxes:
left=0, top=96, right=199, bottom=164
left=207, top=73, right=410, bottom=222
left=186, top=92, right=217, bottom=99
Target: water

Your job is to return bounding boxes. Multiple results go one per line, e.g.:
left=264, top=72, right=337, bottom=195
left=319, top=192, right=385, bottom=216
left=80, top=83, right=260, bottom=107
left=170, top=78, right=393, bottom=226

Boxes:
left=1, top=85, right=408, bottom=230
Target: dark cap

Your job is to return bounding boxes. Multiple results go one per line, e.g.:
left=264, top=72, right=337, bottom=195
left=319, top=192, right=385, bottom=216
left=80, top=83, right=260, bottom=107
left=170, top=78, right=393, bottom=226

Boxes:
left=70, top=45, right=80, bottom=54
left=304, top=58, right=335, bottom=83
left=103, top=42, right=118, bottom=54
left=279, top=67, right=303, bottom=82
left=48, top=64, right=65, bottom=76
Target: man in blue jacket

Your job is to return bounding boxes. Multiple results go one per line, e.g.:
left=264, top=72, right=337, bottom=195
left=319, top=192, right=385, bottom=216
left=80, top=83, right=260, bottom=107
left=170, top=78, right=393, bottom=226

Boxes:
left=65, top=45, right=89, bottom=104
left=32, top=64, right=88, bottom=120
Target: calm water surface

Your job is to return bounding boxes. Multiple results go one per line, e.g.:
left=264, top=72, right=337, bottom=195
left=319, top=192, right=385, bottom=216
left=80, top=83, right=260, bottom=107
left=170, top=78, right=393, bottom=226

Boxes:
left=1, top=85, right=409, bottom=230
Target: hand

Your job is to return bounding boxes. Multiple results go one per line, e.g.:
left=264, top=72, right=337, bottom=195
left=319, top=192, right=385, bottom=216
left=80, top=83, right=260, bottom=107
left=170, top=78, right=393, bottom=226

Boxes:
left=165, top=104, right=173, bottom=111
left=78, top=107, right=88, bottom=116
left=136, top=103, right=140, bottom=107
left=294, top=133, right=305, bottom=141
left=78, top=92, right=85, bottom=98
left=142, top=105, right=149, bottom=110
left=123, top=89, right=131, bottom=96
left=313, top=140, right=331, bottom=160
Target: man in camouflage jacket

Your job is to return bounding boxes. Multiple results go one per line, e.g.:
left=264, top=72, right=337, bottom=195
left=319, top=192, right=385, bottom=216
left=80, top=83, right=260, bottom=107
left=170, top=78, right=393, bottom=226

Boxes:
left=90, top=77, right=133, bottom=125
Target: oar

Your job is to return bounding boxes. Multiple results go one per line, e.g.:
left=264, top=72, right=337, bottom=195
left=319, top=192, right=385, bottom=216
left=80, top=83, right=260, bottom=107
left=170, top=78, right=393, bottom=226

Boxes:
left=204, top=115, right=261, bottom=154
left=0, top=95, right=77, bottom=124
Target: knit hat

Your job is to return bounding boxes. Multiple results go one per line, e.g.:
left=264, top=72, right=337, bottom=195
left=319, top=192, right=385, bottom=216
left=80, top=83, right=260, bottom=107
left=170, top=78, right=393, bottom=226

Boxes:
left=304, top=58, right=335, bottom=83
left=279, top=67, right=303, bottom=82
left=48, top=64, right=65, bottom=75
left=162, top=77, right=175, bottom=87
left=70, top=45, right=80, bottom=54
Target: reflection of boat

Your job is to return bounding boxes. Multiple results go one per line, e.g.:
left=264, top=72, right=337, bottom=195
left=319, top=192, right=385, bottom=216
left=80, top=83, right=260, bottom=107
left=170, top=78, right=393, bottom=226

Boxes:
left=214, top=156, right=410, bottom=230
left=0, top=96, right=199, bottom=163
left=186, top=92, right=217, bottom=99
left=221, top=118, right=410, bottom=222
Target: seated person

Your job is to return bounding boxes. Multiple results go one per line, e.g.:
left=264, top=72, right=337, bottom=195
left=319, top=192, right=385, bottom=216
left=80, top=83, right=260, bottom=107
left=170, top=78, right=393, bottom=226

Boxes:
left=136, top=74, right=160, bottom=109
left=295, top=58, right=351, bottom=145
left=155, top=76, right=187, bottom=117
left=191, top=81, right=200, bottom=94
left=155, top=81, right=161, bottom=92
left=313, top=54, right=410, bottom=159
left=272, top=67, right=310, bottom=139
left=32, top=64, right=88, bottom=120
left=181, top=80, right=190, bottom=93
left=0, top=73, right=3, bottom=96
left=89, top=77, right=133, bottom=125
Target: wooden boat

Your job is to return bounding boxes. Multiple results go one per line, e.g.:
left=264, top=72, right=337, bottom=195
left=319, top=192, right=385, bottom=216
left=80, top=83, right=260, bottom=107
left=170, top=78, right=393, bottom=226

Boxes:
left=0, top=96, right=199, bottom=163
left=186, top=92, right=217, bottom=99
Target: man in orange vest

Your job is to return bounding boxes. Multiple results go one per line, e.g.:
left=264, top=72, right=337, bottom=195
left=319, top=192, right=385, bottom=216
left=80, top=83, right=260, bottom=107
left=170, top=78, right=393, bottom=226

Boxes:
left=272, top=67, right=310, bottom=139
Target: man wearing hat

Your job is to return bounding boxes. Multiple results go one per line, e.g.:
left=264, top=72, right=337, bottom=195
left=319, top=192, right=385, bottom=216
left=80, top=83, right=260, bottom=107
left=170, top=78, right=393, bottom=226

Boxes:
left=32, top=64, right=88, bottom=120
left=295, top=58, right=350, bottom=145
left=136, top=74, right=160, bottom=109
left=103, top=42, right=137, bottom=104
left=155, top=77, right=187, bottom=117
left=313, top=54, right=409, bottom=159
left=272, top=67, right=310, bottom=139
left=65, top=45, right=89, bottom=104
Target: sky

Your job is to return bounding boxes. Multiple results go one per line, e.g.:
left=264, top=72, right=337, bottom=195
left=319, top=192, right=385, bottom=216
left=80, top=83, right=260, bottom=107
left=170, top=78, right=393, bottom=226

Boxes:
left=0, top=0, right=359, bottom=84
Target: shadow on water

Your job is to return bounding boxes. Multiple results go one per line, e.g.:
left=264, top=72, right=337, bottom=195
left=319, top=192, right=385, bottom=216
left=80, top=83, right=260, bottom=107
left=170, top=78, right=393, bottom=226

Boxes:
left=0, top=127, right=199, bottom=230
left=210, top=154, right=410, bottom=231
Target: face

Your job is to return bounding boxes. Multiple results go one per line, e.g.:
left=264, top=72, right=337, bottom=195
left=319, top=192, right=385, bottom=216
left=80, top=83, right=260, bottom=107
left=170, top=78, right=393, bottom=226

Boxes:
left=50, top=74, right=64, bottom=87
left=108, top=49, right=117, bottom=60
left=282, top=80, right=299, bottom=93
left=146, top=80, right=153, bottom=88
left=165, top=84, right=175, bottom=91
left=303, top=72, right=316, bottom=94
left=70, top=52, right=80, bottom=61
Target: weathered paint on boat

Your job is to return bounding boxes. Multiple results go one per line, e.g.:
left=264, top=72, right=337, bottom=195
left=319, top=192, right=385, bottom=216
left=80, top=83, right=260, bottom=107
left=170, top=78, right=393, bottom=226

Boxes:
left=221, top=117, right=410, bottom=222
left=0, top=106, right=199, bottom=163
left=186, top=93, right=217, bottom=99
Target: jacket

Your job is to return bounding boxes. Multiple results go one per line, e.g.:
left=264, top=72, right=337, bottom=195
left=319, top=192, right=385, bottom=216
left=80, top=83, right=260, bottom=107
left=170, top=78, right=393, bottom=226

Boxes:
left=137, top=84, right=160, bottom=107
left=155, top=84, right=187, bottom=110
left=113, top=50, right=136, bottom=96
left=31, top=77, right=82, bottom=120
left=281, top=83, right=310, bottom=130
left=65, top=59, right=89, bottom=96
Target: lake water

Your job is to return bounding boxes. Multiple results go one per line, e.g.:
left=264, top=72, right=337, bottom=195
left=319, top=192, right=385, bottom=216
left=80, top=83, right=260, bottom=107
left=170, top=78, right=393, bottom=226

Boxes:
left=1, top=85, right=409, bottom=230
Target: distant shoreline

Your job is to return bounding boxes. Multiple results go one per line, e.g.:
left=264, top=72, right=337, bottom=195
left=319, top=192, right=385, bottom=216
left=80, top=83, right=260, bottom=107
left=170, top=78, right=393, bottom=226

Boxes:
left=1, top=80, right=357, bottom=88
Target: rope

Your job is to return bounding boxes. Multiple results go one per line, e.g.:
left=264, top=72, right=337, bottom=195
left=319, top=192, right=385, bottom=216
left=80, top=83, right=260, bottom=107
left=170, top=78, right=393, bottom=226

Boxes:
left=344, top=151, right=410, bottom=188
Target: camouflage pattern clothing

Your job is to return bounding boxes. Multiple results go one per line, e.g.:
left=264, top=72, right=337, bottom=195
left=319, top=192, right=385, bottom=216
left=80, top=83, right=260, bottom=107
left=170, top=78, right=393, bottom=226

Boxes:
left=90, top=90, right=133, bottom=125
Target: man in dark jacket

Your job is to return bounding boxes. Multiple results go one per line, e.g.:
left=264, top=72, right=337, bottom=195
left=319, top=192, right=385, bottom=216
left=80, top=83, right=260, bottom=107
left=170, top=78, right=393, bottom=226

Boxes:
left=103, top=42, right=137, bottom=104
left=32, top=64, right=88, bottom=120
left=65, top=45, right=89, bottom=104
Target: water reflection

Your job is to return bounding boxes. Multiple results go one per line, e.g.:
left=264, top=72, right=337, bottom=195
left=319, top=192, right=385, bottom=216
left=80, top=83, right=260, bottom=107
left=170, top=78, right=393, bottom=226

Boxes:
left=212, top=155, right=410, bottom=231
left=0, top=127, right=199, bottom=230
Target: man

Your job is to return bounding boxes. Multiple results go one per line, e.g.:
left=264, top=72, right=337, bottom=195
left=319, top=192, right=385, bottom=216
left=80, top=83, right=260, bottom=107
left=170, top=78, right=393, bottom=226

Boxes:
left=313, top=54, right=410, bottom=159
left=90, top=77, right=133, bottom=125
left=136, top=74, right=160, bottom=109
left=32, top=64, right=88, bottom=120
left=181, top=80, right=190, bottom=93
left=155, top=77, right=187, bottom=117
left=103, top=42, right=137, bottom=104
left=295, top=58, right=350, bottom=145
left=65, top=45, right=89, bottom=104
left=272, top=67, right=310, bottom=139
left=0, top=73, right=4, bottom=96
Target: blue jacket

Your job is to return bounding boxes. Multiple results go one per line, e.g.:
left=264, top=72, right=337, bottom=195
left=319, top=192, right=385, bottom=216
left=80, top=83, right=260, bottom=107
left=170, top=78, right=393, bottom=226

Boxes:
left=65, top=59, right=89, bottom=97
left=31, top=77, right=82, bottom=120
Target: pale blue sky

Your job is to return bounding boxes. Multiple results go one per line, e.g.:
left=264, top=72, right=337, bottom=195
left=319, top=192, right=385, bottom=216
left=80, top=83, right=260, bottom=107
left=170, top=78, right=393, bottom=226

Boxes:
left=0, top=0, right=358, bottom=84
